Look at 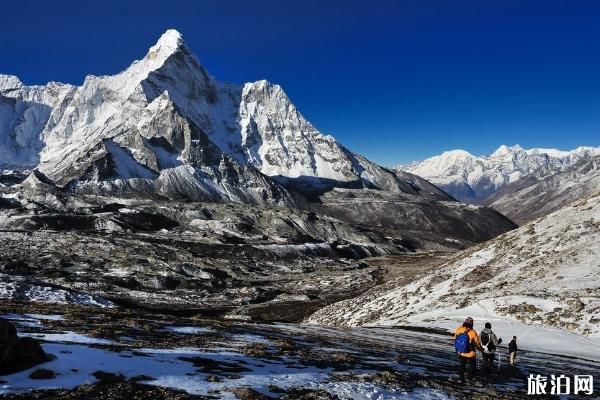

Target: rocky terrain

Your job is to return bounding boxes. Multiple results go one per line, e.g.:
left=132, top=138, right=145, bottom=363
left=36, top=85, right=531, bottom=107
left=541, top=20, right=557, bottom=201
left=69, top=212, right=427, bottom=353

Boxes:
left=3, top=28, right=597, bottom=399
left=484, top=155, right=600, bottom=224
left=307, top=192, right=600, bottom=338
left=0, top=169, right=516, bottom=322
left=400, top=145, right=600, bottom=203
left=2, top=302, right=599, bottom=399
left=0, top=195, right=386, bottom=321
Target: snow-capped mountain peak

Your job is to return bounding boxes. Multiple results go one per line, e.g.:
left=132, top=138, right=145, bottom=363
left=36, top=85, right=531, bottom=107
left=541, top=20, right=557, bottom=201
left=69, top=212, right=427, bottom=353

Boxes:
left=0, top=75, right=22, bottom=92
left=0, top=29, right=456, bottom=206
left=490, top=144, right=524, bottom=157
left=132, top=28, right=195, bottom=80
left=150, top=28, right=184, bottom=55
left=400, top=144, right=600, bottom=203
left=440, top=149, right=474, bottom=159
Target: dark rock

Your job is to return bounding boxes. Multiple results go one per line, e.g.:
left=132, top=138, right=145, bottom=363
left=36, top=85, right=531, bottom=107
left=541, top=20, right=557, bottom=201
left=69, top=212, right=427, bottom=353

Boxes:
left=113, top=212, right=179, bottom=232
left=89, top=203, right=125, bottom=214
left=150, top=276, right=180, bottom=290
left=178, top=356, right=251, bottom=374
left=205, top=375, right=222, bottom=382
left=0, top=336, right=49, bottom=375
left=201, top=208, right=213, bottom=219
left=280, top=388, right=341, bottom=399
left=0, top=318, right=18, bottom=356
left=29, top=368, right=56, bottom=379
left=230, top=387, right=275, bottom=400
left=110, top=276, right=141, bottom=290
left=26, top=214, right=98, bottom=231
left=92, top=370, right=125, bottom=383
left=0, top=197, right=22, bottom=209
left=129, top=374, right=155, bottom=382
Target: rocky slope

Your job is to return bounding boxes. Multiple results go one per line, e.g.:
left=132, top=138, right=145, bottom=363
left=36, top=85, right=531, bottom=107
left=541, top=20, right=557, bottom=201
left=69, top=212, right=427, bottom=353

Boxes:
left=484, top=155, right=600, bottom=224
left=0, top=163, right=518, bottom=320
left=306, top=192, right=600, bottom=337
left=400, top=145, right=600, bottom=203
left=0, top=188, right=399, bottom=320
left=6, top=305, right=598, bottom=399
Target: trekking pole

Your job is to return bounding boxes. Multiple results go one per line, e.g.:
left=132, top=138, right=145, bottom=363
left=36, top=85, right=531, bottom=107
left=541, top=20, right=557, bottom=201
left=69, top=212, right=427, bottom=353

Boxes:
left=497, top=346, right=501, bottom=372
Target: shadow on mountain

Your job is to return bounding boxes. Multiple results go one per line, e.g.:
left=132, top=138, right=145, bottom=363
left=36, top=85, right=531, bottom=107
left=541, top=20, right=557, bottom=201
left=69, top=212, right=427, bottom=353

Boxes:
left=0, top=171, right=28, bottom=187
left=0, top=95, right=52, bottom=170
left=273, top=175, right=377, bottom=199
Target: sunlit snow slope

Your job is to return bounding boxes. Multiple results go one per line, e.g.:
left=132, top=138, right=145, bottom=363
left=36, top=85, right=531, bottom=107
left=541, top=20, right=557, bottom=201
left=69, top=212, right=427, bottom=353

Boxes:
left=307, top=192, right=600, bottom=337
left=485, top=155, right=600, bottom=224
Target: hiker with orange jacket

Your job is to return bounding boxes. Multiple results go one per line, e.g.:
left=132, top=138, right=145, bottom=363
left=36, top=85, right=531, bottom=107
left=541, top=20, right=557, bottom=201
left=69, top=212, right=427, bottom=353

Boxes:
left=454, top=317, right=482, bottom=383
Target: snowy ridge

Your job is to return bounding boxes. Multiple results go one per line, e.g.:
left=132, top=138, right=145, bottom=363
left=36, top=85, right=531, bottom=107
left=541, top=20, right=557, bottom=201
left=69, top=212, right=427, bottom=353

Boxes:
left=0, top=77, right=76, bottom=169
left=307, top=192, right=600, bottom=338
left=399, top=144, right=600, bottom=203
left=0, top=29, right=450, bottom=207
left=485, top=154, right=600, bottom=224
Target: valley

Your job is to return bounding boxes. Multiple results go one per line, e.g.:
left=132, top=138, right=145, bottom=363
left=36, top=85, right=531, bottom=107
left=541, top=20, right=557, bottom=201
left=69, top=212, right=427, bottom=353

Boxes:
left=0, top=27, right=598, bottom=399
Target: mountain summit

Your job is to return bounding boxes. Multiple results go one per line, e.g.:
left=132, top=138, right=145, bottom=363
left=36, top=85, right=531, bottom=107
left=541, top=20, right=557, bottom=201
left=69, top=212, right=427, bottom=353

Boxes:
left=1, top=29, right=443, bottom=197
left=0, top=30, right=516, bottom=245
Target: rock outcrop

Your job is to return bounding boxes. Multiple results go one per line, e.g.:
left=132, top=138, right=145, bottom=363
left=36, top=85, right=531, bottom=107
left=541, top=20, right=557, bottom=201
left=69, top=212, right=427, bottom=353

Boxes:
left=0, top=318, right=49, bottom=375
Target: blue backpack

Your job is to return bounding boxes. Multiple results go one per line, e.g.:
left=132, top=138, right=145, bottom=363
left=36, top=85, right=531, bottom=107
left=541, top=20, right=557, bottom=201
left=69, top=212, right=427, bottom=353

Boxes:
left=455, top=329, right=471, bottom=353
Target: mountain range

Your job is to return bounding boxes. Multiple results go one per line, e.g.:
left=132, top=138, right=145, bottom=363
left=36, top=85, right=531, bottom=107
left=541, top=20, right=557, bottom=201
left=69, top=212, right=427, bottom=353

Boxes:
left=1, top=25, right=599, bottom=400
left=485, top=154, right=600, bottom=224
left=399, top=144, right=600, bottom=204
left=0, top=29, right=515, bottom=246
left=1, top=30, right=437, bottom=199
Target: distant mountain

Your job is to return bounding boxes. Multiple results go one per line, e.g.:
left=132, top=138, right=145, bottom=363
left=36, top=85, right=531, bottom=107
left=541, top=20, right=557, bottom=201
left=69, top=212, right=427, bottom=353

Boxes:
left=485, top=155, right=600, bottom=224
left=306, top=191, right=600, bottom=337
left=399, top=145, right=600, bottom=203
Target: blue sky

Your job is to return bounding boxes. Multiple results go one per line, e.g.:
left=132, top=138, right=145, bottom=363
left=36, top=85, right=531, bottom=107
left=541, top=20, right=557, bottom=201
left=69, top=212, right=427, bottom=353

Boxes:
left=1, top=0, right=599, bottom=165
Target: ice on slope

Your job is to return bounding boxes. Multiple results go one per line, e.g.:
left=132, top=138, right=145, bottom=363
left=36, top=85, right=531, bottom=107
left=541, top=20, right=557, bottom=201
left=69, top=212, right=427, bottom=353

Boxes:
left=0, top=78, right=76, bottom=169
left=237, top=79, right=357, bottom=181
left=104, top=140, right=157, bottom=180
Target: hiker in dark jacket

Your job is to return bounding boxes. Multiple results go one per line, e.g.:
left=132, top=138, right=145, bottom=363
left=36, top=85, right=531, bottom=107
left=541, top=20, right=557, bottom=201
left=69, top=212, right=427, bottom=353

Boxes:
left=508, top=336, right=518, bottom=366
left=480, top=322, right=501, bottom=374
